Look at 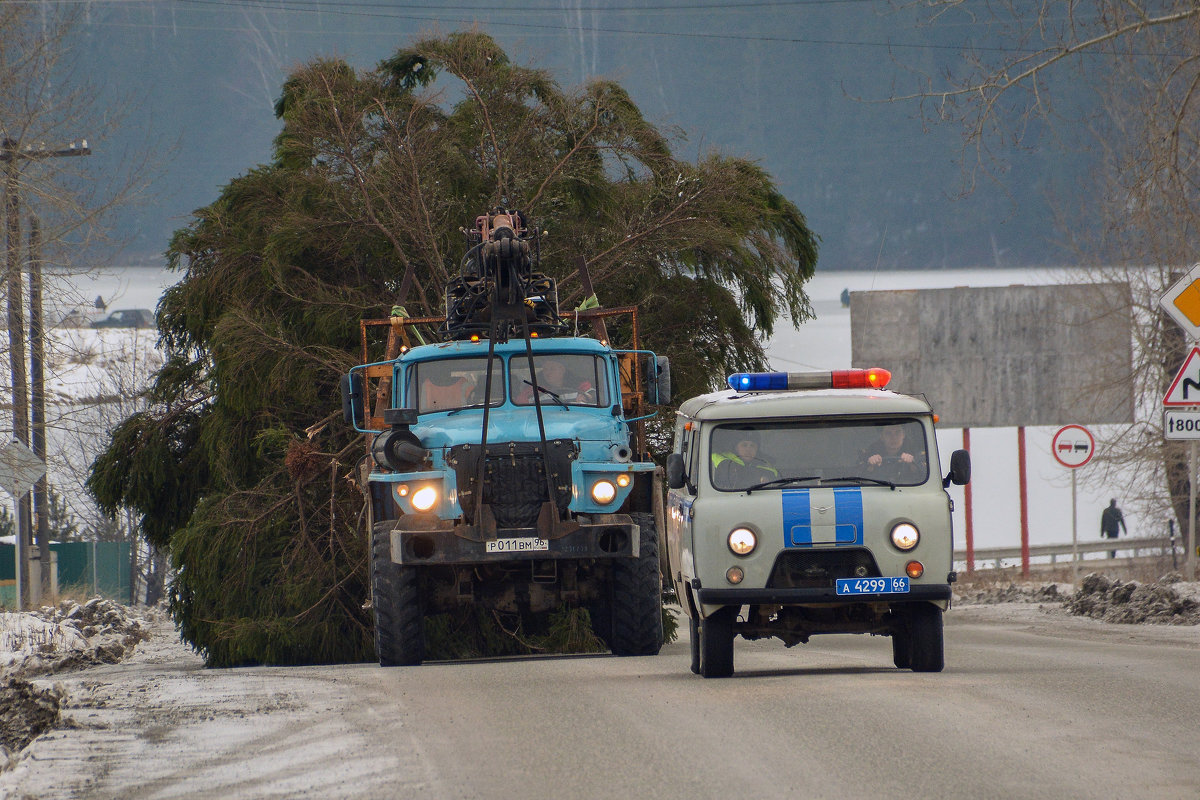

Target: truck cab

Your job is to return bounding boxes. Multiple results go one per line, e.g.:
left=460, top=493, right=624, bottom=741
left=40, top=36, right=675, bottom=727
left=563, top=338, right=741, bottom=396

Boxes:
left=665, top=368, right=970, bottom=677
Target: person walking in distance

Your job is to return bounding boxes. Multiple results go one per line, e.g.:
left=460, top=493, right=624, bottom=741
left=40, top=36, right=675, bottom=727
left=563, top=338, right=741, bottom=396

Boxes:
left=1100, top=498, right=1127, bottom=558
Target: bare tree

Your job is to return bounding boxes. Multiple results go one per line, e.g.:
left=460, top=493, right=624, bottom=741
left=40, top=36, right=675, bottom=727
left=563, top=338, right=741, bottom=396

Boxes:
left=899, top=1, right=1200, bottom=560
left=2, top=4, right=163, bottom=603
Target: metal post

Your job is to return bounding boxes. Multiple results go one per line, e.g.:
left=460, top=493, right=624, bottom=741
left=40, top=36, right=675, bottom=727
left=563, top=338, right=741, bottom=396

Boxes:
left=963, top=427, right=974, bottom=575
left=1018, top=426, right=1030, bottom=578
left=1070, top=468, right=1079, bottom=586
left=1190, top=442, right=1197, bottom=580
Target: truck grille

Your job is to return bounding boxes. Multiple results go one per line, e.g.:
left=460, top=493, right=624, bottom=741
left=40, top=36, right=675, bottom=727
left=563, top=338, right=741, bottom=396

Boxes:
left=766, top=548, right=881, bottom=589
left=448, top=440, right=577, bottom=528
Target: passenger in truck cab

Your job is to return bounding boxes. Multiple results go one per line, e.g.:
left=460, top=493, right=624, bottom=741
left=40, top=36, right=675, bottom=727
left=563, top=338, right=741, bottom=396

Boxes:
left=420, top=365, right=478, bottom=411
left=859, top=423, right=925, bottom=481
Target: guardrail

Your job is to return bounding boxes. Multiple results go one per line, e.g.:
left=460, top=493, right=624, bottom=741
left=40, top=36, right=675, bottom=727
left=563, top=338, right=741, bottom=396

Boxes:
left=954, top=536, right=1178, bottom=570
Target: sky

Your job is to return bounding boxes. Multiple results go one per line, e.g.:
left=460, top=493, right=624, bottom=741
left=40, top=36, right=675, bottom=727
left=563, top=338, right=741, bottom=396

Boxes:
left=65, top=0, right=1090, bottom=270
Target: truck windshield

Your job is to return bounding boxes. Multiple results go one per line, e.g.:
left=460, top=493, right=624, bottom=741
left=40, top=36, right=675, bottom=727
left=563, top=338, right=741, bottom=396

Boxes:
left=406, top=357, right=503, bottom=413
left=510, top=354, right=610, bottom=407
left=710, top=418, right=929, bottom=491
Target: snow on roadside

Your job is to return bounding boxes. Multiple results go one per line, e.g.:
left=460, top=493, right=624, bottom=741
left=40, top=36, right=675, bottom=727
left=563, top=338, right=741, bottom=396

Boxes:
left=1, top=598, right=151, bottom=680
left=1, top=598, right=154, bottom=766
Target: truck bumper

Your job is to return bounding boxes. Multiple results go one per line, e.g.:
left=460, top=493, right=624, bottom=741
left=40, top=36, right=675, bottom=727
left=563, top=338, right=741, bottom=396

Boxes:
left=387, top=513, right=641, bottom=565
left=694, top=583, right=952, bottom=606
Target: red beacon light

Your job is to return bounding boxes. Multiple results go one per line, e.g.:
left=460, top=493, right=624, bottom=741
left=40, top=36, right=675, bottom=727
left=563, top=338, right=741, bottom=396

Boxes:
left=727, top=368, right=891, bottom=392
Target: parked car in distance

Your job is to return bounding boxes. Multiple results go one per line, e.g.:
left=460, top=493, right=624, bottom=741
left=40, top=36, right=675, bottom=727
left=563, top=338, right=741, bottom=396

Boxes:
left=90, top=309, right=155, bottom=329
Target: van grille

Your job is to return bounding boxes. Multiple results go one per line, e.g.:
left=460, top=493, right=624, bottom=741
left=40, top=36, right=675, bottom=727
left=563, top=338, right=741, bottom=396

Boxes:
left=766, top=548, right=881, bottom=589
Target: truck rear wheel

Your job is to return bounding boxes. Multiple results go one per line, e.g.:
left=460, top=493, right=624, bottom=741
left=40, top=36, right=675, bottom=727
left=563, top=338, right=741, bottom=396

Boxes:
left=908, top=603, right=944, bottom=673
left=699, top=606, right=736, bottom=678
left=371, top=521, right=425, bottom=666
left=609, top=512, right=664, bottom=656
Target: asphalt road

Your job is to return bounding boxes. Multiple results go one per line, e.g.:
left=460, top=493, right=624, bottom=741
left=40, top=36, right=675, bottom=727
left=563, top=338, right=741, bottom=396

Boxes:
left=4, top=604, right=1199, bottom=799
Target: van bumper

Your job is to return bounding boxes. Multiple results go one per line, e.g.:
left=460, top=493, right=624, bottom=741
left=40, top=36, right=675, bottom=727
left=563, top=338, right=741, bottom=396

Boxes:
left=694, top=583, right=952, bottom=605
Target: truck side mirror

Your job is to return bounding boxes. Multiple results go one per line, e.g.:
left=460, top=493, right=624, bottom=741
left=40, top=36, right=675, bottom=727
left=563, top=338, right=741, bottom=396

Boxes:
left=340, top=372, right=364, bottom=427
left=944, top=449, right=971, bottom=487
left=666, top=453, right=686, bottom=489
left=646, top=356, right=672, bottom=405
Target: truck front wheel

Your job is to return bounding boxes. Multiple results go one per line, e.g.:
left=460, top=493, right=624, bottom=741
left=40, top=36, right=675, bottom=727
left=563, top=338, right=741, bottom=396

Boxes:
left=608, top=512, right=664, bottom=656
left=371, top=521, right=425, bottom=666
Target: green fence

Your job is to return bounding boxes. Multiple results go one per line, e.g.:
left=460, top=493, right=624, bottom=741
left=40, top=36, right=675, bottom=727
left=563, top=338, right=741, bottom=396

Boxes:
left=0, top=541, right=131, bottom=608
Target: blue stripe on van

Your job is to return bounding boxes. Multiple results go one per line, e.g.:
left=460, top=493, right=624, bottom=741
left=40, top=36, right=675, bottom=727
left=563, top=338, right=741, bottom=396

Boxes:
left=832, top=487, right=864, bottom=545
left=781, top=489, right=812, bottom=546
left=782, top=487, right=863, bottom=547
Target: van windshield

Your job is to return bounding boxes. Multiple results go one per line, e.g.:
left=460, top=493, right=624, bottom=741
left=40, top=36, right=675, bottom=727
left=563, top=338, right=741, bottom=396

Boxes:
left=710, top=418, right=929, bottom=491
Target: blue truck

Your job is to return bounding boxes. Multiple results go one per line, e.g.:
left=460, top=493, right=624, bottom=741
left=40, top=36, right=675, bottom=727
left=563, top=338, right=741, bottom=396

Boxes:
left=341, top=210, right=670, bottom=666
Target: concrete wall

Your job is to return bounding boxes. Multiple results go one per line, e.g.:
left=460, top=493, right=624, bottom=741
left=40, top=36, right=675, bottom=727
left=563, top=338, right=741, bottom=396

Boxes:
left=850, top=283, right=1134, bottom=428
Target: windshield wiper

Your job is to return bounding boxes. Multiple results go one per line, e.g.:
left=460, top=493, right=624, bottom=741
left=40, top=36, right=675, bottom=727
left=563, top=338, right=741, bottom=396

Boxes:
left=523, top=380, right=568, bottom=409
left=447, top=402, right=488, bottom=415
left=822, top=475, right=897, bottom=490
left=744, top=475, right=821, bottom=493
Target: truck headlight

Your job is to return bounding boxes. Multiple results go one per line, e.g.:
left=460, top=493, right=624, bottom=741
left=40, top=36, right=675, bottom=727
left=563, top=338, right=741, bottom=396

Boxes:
left=411, top=485, right=439, bottom=512
left=728, top=527, right=757, bottom=556
left=591, top=480, right=617, bottom=505
left=890, top=522, right=920, bottom=551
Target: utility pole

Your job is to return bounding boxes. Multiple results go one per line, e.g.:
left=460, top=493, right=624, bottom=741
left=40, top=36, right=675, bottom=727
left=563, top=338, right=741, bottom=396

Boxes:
left=29, top=214, right=50, bottom=599
left=2, top=138, right=90, bottom=608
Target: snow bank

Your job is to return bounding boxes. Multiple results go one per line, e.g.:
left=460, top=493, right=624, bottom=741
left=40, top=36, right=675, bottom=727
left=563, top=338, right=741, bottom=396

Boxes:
left=1, top=598, right=151, bottom=680
left=1065, top=573, right=1200, bottom=624
left=1, top=598, right=155, bottom=767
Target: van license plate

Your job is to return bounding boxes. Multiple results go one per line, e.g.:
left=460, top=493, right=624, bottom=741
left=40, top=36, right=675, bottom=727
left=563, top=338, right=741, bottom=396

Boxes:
left=836, top=577, right=910, bottom=595
left=485, top=537, right=549, bottom=553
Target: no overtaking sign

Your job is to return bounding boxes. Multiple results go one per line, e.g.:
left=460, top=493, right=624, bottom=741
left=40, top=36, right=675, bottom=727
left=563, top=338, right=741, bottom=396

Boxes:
left=1052, top=425, right=1094, bottom=469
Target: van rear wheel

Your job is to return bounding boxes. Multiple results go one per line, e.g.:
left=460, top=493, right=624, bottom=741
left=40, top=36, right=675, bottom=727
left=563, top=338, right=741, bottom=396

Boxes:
left=891, top=626, right=911, bottom=669
left=689, top=614, right=700, bottom=675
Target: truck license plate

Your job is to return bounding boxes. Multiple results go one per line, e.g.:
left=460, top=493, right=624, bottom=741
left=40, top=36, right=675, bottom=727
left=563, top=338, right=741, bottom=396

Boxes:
left=485, top=537, right=549, bottom=553
left=835, top=577, right=910, bottom=595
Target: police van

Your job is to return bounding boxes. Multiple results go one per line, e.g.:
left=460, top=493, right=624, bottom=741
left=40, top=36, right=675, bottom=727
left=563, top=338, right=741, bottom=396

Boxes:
left=665, top=368, right=970, bottom=678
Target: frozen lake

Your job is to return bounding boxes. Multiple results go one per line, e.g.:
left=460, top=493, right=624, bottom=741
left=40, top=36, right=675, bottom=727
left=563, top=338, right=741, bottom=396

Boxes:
left=45, top=264, right=1148, bottom=558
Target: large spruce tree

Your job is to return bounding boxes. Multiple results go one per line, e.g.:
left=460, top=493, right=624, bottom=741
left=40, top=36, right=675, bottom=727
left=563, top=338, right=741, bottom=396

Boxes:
left=88, top=31, right=818, bottom=666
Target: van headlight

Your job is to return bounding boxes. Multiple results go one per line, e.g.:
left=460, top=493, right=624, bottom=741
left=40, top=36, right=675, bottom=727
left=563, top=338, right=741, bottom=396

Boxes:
left=411, top=485, right=439, bottom=512
left=728, top=527, right=757, bottom=556
left=890, top=522, right=920, bottom=551
left=591, top=480, right=617, bottom=505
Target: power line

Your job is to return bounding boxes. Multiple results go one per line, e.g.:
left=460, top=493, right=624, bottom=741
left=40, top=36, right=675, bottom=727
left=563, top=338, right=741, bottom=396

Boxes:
left=67, top=0, right=1184, bottom=58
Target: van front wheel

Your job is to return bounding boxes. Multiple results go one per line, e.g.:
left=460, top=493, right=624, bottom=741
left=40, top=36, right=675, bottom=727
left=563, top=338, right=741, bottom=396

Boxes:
left=908, top=603, right=944, bottom=673
left=699, top=606, right=736, bottom=678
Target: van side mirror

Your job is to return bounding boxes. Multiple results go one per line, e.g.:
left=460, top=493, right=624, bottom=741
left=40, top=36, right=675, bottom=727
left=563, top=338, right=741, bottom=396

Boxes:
left=944, top=449, right=971, bottom=487
left=646, top=355, right=672, bottom=406
left=666, top=453, right=686, bottom=489
left=340, top=372, right=365, bottom=427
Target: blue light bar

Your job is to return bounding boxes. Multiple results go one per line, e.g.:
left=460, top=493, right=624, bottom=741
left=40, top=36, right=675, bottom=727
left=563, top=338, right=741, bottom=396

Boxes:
left=727, top=372, right=789, bottom=391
